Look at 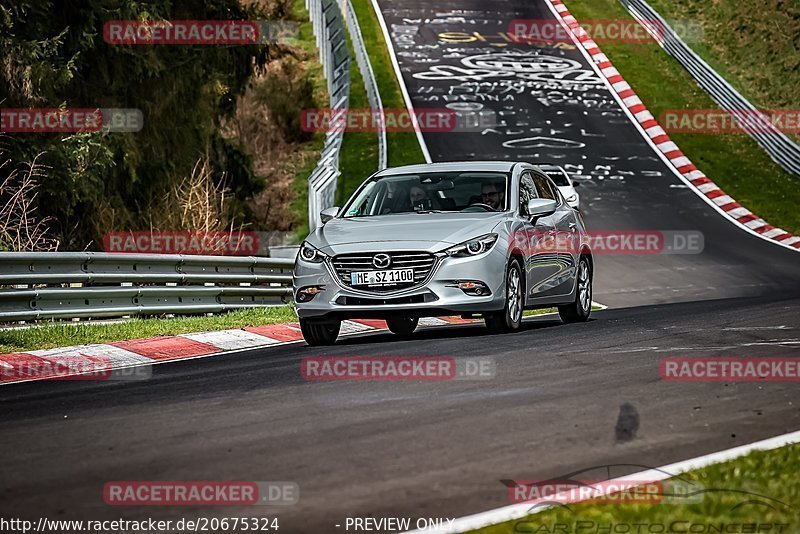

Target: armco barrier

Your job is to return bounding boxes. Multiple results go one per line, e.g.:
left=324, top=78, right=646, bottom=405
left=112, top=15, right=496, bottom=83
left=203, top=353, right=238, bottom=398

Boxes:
left=305, top=0, right=387, bottom=232
left=619, top=0, right=800, bottom=177
left=306, top=0, right=350, bottom=232
left=345, top=0, right=387, bottom=171
left=0, top=252, right=295, bottom=322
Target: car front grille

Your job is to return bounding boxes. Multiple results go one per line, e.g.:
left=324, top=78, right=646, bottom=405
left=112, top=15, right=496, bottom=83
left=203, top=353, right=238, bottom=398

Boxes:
left=330, top=251, right=437, bottom=293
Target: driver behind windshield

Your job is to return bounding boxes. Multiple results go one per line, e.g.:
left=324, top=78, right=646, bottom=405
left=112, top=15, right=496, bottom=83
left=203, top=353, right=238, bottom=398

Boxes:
left=480, top=181, right=505, bottom=210
left=409, top=185, right=438, bottom=211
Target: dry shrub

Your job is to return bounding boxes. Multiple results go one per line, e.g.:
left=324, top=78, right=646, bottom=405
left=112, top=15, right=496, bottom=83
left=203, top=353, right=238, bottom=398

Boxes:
left=223, top=48, right=318, bottom=231
left=146, top=158, right=243, bottom=234
left=0, top=152, right=59, bottom=251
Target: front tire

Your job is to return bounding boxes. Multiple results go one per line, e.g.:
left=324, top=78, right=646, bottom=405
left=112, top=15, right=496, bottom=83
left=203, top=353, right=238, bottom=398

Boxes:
left=485, top=258, right=524, bottom=334
left=299, top=318, right=341, bottom=346
left=558, top=256, right=592, bottom=323
left=386, top=316, right=418, bottom=337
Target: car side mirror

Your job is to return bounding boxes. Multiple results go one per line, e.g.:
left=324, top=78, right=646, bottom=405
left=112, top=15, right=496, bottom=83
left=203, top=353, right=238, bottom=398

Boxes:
left=527, top=198, right=557, bottom=218
left=571, top=181, right=580, bottom=187
left=320, top=207, right=339, bottom=224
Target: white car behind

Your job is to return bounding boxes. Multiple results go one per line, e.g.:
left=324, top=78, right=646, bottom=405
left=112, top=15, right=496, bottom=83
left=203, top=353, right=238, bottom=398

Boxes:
left=538, top=164, right=581, bottom=210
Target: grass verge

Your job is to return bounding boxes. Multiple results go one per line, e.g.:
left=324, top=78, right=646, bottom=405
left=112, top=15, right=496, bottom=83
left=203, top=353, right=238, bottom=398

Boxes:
left=567, top=0, right=800, bottom=235
left=0, top=306, right=298, bottom=354
left=0, top=304, right=604, bottom=354
left=469, top=443, right=800, bottom=533
left=349, top=0, right=427, bottom=168
left=291, top=0, right=426, bottom=238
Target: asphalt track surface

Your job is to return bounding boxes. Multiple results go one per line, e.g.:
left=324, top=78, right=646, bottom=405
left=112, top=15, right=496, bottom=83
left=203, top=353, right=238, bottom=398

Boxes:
left=1, top=0, right=799, bottom=531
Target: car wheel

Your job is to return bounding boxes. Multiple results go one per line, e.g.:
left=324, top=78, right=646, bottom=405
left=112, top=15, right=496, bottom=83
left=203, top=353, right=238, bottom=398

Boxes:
left=558, top=256, right=592, bottom=323
left=485, top=258, right=524, bottom=334
left=299, top=318, right=341, bottom=346
left=386, top=316, right=419, bottom=337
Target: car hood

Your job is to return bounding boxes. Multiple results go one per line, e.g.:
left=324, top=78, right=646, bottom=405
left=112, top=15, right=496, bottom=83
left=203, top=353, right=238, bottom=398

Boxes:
left=308, top=212, right=508, bottom=255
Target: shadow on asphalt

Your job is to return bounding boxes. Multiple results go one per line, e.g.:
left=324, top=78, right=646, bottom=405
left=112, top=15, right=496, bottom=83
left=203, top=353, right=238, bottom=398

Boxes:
left=335, top=316, right=579, bottom=347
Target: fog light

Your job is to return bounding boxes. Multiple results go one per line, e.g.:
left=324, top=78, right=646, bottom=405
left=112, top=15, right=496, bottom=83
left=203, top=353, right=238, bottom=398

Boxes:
left=296, top=285, right=325, bottom=303
left=446, top=281, right=490, bottom=296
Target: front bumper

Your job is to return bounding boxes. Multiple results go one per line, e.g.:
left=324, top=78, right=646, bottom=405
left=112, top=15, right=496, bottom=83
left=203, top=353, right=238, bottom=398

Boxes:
left=293, top=246, right=508, bottom=320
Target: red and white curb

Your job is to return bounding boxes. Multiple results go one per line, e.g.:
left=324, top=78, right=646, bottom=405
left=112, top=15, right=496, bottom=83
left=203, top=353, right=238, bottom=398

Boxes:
left=548, top=0, right=800, bottom=252
left=0, top=316, right=474, bottom=385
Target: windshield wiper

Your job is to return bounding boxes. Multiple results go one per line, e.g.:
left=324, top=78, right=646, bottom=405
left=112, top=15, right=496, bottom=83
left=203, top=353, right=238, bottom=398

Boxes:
left=413, top=209, right=447, bottom=214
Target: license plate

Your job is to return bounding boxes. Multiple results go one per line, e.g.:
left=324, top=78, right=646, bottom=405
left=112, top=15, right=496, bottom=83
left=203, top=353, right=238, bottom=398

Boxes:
left=350, top=268, right=414, bottom=286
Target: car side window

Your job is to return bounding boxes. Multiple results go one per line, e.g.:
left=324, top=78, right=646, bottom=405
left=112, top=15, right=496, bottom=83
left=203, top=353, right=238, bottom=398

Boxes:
left=532, top=172, right=557, bottom=202
left=519, top=173, right=537, bottom=216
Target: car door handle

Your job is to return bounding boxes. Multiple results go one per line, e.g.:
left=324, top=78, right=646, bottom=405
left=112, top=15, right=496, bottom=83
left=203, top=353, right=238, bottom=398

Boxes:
left=568, top=222, right=577, bottom=231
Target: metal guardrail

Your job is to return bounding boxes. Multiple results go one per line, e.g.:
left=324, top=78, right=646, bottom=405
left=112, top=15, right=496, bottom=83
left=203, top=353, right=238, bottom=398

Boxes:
left=306, top=0, right=387, bottom=232
left=306, top=0, right=350, bottom=232
left=0, top=252, right=295, bottom=322
left=345, top=0, right=387, bottom=171
left=620, top=0, right=800, bottom=177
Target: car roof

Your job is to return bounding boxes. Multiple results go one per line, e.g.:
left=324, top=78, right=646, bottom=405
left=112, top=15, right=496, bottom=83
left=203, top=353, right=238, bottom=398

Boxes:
left=374, top=161, right=520, bottom=176
left=536, top=164, right=567, bottom=172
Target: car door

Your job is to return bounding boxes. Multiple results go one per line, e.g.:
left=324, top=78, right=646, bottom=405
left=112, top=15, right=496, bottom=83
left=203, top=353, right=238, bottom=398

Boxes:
left=518, top=172, right=559, bottom=302
left=527, top=171, right=575, bottom=301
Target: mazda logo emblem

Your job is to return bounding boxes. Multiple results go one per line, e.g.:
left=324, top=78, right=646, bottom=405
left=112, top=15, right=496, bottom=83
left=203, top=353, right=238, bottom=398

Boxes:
left=372, top=253, right=392, bottom=269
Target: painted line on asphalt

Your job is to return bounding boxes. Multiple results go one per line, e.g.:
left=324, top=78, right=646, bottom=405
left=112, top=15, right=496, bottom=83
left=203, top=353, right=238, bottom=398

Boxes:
left=0, top=304, right=606, bottom=385
left=545, top=0, right=800, bottom=254
left=403, top=429, right=800, bottom=533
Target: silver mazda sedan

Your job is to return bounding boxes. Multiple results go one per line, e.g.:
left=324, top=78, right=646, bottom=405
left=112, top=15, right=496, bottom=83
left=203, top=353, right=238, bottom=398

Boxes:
left=293, top=161, right=593, bottom=345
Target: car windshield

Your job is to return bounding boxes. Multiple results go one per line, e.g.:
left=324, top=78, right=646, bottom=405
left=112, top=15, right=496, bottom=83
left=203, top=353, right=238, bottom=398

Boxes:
left=342, top=171, right=510, bottom=217
left=540, top=167, right=570, bottom=186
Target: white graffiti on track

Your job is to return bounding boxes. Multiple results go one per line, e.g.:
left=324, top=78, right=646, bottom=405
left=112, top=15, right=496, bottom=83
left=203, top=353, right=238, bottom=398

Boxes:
left=413, top=65, right=515, bottom=81
left=502, top=136, right=587, bottom=149
left=462, top=53, right=581, bottom=72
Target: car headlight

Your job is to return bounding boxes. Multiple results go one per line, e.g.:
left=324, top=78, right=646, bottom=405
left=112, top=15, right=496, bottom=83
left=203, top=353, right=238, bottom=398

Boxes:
left=299, top=242, right=328, bottom=263
left=444, top=234, right=499, bottom=258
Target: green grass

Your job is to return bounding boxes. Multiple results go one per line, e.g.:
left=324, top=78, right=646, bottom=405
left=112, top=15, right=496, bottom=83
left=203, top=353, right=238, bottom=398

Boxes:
left=336, top=27, right=381, bottom=207
left=469, top=443, right=800, bottom=533
left=567, top=0, right=800, bottom=235
left=289, top=0, right=332, bottom=241
left=291, top=0, right=425, bottom=237
left=647, top=0, right=799, bottom=114
left=0, top=304, right=604, bottom=353
left=0, top=306, right=298, bottom=354
left=349, top=0, right=427, bottom=168
left=335, top=0, right=430, bottom=207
